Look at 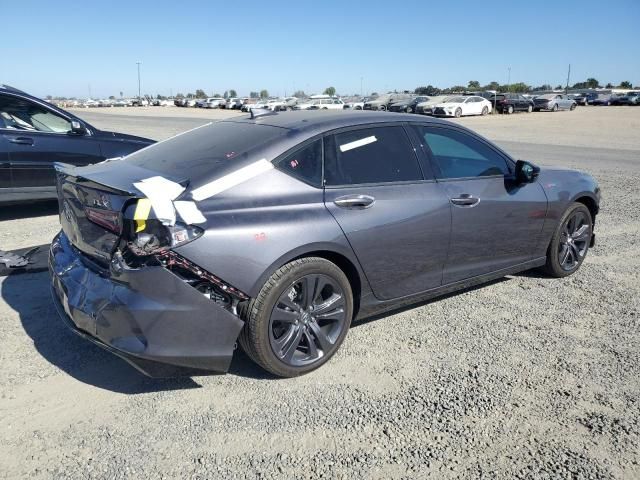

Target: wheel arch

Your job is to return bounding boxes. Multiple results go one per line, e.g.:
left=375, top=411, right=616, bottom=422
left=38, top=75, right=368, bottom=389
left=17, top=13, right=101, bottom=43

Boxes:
left=573, top=194, right=599, bottom=222
left=248, top=243, right=369, bottom=319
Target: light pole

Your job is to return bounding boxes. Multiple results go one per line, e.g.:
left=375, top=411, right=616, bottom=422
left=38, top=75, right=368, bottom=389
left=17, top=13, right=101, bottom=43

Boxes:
left=507, top=67, right=511, bottom=92
left=360, top=76, right=363, bottom=97
left=136, top=61, right=142, bottom=104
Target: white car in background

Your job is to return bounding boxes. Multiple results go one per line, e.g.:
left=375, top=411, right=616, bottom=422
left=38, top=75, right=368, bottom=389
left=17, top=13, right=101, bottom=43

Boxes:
left=204, top=97, right=226, bottom=109
left=415, top=95, right=450, bottom=115
left=432, top=95, right=492, bottom=117
left=294, top=97, right=345, bottom=110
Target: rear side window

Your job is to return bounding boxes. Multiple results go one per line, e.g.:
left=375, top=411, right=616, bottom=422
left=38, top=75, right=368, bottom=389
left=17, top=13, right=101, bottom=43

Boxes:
left=324, top=126, right=423, bottom=186
left=276, top=139, right=322, bottom=186
left=124, top=121, right=286, bottom=180
left=412, top=126, right=509, bottom=179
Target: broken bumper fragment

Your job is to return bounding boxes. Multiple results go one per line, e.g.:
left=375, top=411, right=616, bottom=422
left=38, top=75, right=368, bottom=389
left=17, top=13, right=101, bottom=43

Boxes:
left=49, top=231, right=244, bottom=377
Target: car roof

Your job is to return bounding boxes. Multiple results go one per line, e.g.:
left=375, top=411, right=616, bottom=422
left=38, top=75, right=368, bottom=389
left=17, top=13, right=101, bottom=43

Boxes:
left=223, top=110, right=453, bottom=137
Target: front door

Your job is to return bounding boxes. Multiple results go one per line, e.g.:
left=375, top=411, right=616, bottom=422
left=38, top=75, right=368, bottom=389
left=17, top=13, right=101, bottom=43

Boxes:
left=412, top=124, right=548, bottom=284
left=323, top=125, right=451, bottom=300
left=0, top=94, right=102, bottom=190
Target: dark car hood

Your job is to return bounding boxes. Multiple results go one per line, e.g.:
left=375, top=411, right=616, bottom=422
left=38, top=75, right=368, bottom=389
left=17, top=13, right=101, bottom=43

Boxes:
left=93, top=130, right=154, bottom=145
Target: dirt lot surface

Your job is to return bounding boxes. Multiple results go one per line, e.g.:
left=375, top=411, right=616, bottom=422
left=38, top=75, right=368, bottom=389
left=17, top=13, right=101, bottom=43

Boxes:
left=1, top=107, right=639, bottom=479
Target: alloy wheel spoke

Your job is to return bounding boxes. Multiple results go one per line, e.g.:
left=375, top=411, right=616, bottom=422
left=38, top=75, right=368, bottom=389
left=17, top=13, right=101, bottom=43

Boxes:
left=303, top=329, right=319, bottom=358
left=559, top=244, right=571, bottom=265
left=571, top=224, right=590, bottom=242
left=570, top=242, right=582, bottom=259
left=308, top=320, right=333, bottom=352
left=278, top=292, right=300, bottom=312
left=271, top=306, right=300, bottom=324
left=313, top=293, right=344, bottom=316
left=281, top=326, right=304, bottom=362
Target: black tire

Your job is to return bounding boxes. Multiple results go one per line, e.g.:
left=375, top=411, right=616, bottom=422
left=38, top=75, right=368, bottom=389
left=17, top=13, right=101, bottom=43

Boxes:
left=379, top=105, right=386, bottom=111
left=542, top=202, right=592, bottom=278
left=533, top=108, right=540, bottom=112
left=481, top=106, right=488, bottom=116
left=406, top=106, right=413, bottom=113
left=454, top=107, right=462, bottom=118
left=570, top=103, right=576, bottom=111
left=552, top=104, right=559, bottom=112
left=238, top=257, right=353, bottom=377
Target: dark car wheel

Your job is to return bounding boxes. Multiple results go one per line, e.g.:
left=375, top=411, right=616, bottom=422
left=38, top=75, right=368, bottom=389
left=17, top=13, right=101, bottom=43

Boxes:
left=239, top=257, right=353, bottom=377
left=481, top=106, right=488, bottom=115
left=552, top=104, right=559, bottom=112
left=570, top=103, right=576, bottom=111
left=406, top=106, right=413, bottom=113
left=379, top=105, right=387, bottom=111
left=542, top=203, right=592, bottom=278
left=507, top=105, right=514, bottom=114
left=527, top=104, right=533, bottom=113
left=454, top=107, right=462, bottom=118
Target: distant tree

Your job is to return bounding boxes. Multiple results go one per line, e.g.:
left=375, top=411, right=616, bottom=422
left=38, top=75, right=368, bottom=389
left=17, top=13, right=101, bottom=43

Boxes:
left=195, top=89, right=206, bottom=98
left=228, top=89, right=237, bottom=98
left=506, top=82, right=530, bottom=93
left=605, top=83, right=613, bottom=89
left=468, top=80, right=481, bottom=90
left=555, top=84, right=563, bottom=90
left=109, top=95, right=116, bottom=100
left=293, top=90, right=306, bottom=98
left=323, top=86, right=336, bottom=96
left=250, top=91, right=259, bottom=98
left=449, top=85, right=466, bottom=92
left=187, top=92, right=195, bottom=98
left=585, top=78, right=599, bottom=88
left=260, top=89, right=269, bottom=99
left=415, top=85, right=441, bottom=95
left=176, top=93, right=184, bottom=98
left=483, top=81, right=500, bottom=91
left=532, top=84, right=552, bottom=91
left=213, top=93, right=222, bottom=98
left=619, top=81, right=632, bottom=89
left=370, top=92, right=378, bottom=97
left=223, top=91, right=229, bottom=99
left=46, top=95, right=53, bottom=100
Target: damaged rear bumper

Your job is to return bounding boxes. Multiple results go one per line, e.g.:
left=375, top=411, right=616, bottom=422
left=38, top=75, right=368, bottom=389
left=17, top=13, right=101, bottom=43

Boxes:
left=49, top=231, right=244, bottom=377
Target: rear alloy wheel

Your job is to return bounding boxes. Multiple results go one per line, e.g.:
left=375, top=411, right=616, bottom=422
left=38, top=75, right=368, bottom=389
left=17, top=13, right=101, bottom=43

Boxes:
left=552, top=104, right=559, bottom=112
left=481, top=106, right=488, bottom=115
left=570, top=103, right=576, bottom=111
left=507, top=105, right=514, bottom=114
left=542, top=202, right=592, bottom=278
left=454, top=107, right=462, bottom=118
left=239, top=257, right=353, bottom=377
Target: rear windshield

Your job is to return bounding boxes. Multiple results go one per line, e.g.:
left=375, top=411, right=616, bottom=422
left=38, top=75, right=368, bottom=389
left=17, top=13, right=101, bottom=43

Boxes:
left=123, top=121, right=286, bottom=179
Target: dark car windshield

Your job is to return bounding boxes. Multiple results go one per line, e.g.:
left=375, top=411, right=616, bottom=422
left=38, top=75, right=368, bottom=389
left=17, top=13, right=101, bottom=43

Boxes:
left=123, top=121, right=287, bottom=180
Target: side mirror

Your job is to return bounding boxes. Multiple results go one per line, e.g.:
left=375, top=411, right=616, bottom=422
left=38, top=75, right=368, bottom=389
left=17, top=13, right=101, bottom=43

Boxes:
left=515, top=160, right=540, bottom=183
left=70, top=120, right=87, bottom=135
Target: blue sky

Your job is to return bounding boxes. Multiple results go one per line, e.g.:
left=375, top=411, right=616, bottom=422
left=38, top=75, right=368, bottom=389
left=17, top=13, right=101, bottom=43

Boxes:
left=2, top=0, right=639, bottom=98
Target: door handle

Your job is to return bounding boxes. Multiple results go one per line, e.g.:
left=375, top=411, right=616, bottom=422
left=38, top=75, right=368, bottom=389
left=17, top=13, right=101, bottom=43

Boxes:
left=450, top=194, right=480, bottom=207
left=9, top=137, right=34, bottom=146
left=334, top=194, right=375, bottom=209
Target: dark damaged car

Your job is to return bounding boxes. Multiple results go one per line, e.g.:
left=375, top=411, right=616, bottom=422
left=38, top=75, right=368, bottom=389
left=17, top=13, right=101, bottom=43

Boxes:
left=50, top=111, right=600, bottom=378
left=0, top=85, right=153, bottom=203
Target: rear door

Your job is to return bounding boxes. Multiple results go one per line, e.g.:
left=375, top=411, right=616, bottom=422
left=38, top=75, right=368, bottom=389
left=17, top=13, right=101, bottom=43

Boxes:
left=323, top=124, right=451, bottom=300
left=412, top=124, right=548, bottom=284
left=0, top=94, right=103, bottom=190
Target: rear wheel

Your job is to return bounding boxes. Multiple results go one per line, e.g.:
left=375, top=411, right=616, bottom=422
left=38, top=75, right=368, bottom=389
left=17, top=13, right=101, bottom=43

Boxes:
left=239, top=257, right=353, bottom=377
left=570, top=103, right=576, bottom=111
left=542, top=203, right=592, bottom=278
left=552, top=104, right=559, bottom=112
left=454, top=107, right=462, bottom=118
left=527, top=104, right=533, bottom=113
left=379, top=105, right=387, bottom=111
left=507, top=105, right=514, bottom=114
left=481, top=106, right=488, bottom=115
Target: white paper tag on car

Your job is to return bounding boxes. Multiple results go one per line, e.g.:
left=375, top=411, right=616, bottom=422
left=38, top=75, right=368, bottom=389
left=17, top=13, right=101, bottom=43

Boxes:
left=174, top=201, right=206, bottom=224
left=339, top=136, right=377, bottom=152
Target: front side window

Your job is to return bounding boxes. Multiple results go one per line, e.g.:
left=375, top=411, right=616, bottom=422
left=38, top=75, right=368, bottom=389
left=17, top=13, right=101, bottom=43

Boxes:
left=276, top=139, right=322, bottom=186
left=0, top=95, right=71, bottom=133
left=324, top=126, right=423, bottom=186
left=412, top=126, right=510, bottom=180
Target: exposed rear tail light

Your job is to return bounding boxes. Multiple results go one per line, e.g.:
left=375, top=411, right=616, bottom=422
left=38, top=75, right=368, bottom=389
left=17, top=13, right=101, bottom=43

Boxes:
left=85, top=207, right=121, bottom=233
left=127, top=222, right=204, bottom=256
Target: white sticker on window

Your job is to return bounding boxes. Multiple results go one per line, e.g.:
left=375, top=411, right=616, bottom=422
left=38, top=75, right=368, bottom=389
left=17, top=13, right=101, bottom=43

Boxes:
left=339, top=135, right=377, bottom=153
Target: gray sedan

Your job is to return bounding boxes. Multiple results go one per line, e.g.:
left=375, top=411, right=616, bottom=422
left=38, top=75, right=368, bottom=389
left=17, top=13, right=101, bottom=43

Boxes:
left=533, top=94, right=577, bottom=111
left=49, top=111, right=600, bottom=378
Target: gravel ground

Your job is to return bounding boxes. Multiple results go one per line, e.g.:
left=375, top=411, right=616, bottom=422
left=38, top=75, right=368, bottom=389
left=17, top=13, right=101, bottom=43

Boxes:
left=1, top=106, right=639, bottom=479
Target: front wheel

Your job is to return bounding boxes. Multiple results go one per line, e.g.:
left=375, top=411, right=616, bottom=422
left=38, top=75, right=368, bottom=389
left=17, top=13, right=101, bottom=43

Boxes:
left=570, top=103, right=576, bottom=111
left=542, top=203, right=592, bottom=278
left=552, top=104, right=559, bottom=112
left=454, top=107, right=462, bottom=118
left=239, top=257, right=353, bottom=377
left=481, top=106, right=488, bottom=116
left=527, top=104, right=533, bottom=113
left=507, top=105, right=514, bottom=114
